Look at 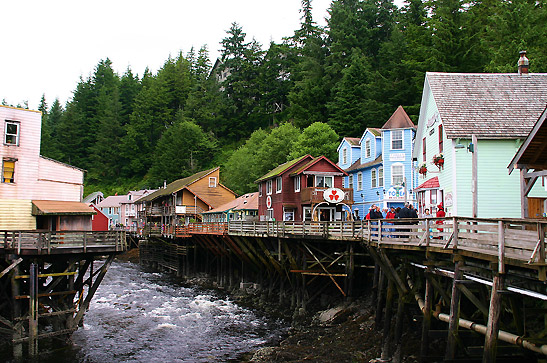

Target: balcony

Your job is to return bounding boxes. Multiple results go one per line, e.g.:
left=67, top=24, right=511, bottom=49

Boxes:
left=301, top=187, right=354, bottom=205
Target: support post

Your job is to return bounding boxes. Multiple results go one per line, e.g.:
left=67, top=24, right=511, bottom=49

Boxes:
left=420, top=273, right=433, bottom=362
left=375, top=269, right=386, bottom=330
left=380, top=279, right=395, bottom=361
left=483, top=274, right=504, bottom=363
left=29, top=263, right=39, bottom=357
left=445, top=258, right=463, bottom=360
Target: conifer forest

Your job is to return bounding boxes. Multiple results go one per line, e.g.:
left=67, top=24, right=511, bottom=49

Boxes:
left=9, top=0, right=547, bottom=197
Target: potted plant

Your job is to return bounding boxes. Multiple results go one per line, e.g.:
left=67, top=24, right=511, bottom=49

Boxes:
left=418, top=164, right=428, bottom=177
left=433, top=153, right=444, bottom=169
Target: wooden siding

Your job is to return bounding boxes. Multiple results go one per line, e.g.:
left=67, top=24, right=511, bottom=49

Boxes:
left=187, top=169, right=236, bottom=209
left=0, top=199, right=35, bottom=230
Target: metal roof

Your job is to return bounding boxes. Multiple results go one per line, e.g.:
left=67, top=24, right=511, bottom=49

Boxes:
left=32, top=200, right=96, bottom=215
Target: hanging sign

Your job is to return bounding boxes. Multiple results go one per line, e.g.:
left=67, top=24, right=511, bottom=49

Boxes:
left=266, top=195, right=272, bottom=209
left=323, top=188, right=345, bottom=203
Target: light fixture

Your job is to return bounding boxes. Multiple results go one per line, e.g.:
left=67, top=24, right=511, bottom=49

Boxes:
left=454, top=138, right=465, bottom=150
left=467, top=143, right=475, bottom=153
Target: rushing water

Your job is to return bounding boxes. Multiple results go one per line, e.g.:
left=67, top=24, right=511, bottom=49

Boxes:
left=1, top=261, right=287, bottom=362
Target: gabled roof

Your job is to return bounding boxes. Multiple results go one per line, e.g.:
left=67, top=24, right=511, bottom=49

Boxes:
left=344, top=154, right=383, bottom=172
left=415, top=176, right=440, bottom=191
left=255, top=155, right=313, bottom=183
left=203, top=193, right=258, bottom=214
left=83, top=191, right=104, bottom=204
left=337, top=137, right=361, bottom=152
left=290, top=155, right=347, bottom=176
left=139, top=168, right=220, bottom=202
left=426, top=72, right=547, bottom=139
left=96, top=195, right=129, bottom=208
left=32, top=200, right=95, bottom=215
left=382, top=106, right=415, bottom=130
left=509, top=105, right=547, bottom=173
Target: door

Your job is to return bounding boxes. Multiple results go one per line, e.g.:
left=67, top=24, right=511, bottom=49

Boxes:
left=528, top=197, right=546, bottom=219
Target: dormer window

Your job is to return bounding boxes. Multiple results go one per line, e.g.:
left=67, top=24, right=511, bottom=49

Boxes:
left=365, top=139, right=371, bottom=158
left=209, top=177, right=217, bottom=187
left=342, top=148, right=347, bottom=164
left=4, top=121, right=20, bottom=146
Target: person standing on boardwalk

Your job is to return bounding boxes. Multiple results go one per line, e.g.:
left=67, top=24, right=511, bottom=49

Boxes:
left=435, top=203, right=446, bottom=238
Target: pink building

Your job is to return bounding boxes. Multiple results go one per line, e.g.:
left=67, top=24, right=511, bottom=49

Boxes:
left=0, top=105, right=94, bottom=230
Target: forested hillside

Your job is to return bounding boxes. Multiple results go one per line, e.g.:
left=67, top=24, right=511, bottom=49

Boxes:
left=20, top=0, right=547, bottom=197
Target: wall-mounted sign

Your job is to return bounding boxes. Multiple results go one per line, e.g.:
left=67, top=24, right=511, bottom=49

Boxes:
left=323, top=188, right=345, bottom=203
left=266, top=195, right=272, bottom=209
left=444, top=192, right=453, bottom=207
left=176, top=206, right=186, bottom=214
left=427, top=112, right=439, bottom=128
left=389, top=153, right=406, bottom=162
left=386, top=186, right=405, bottom=200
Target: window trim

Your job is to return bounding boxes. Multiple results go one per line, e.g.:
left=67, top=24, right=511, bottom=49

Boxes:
left=342, top=148, right=347, bottom=164
left=209, top=177, right=217, bottom=188
left=438, top=124, right=444, bottom=153
left=2, top=159, right=16, bottom=184
left=391, top=130, right=403, bottom=150
left=276, top=176, right=282, bottom=193
left=378, top=166, right=384, bottom=188
left=4, top=121, right=20, bottom=146
left=371, top=169, right=377, bottom=188
left=294, top=175, right=301, bottom=192
left=266, top=180, right=272, bottom=195
left=315, top=175, right=334, bottom=188
left=392, top=163, right=404, bottom=186
left=365, top=139, right=371, bottom=158
left=357, top=172, right=363, bottom=190
left=348, top=175, right=353, bottom=190
left=422, top=137, right=427, bottom=162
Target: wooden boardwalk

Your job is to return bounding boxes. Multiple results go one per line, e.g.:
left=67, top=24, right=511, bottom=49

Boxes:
left=140, top=217, right=547, bottom=362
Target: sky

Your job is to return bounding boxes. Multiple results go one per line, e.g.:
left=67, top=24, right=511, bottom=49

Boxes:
left=1, top=0, right=402, bottom=111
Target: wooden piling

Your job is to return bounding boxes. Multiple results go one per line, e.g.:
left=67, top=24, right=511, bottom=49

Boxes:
left=445, top=258, right=463, bottom=360
left=375, top=269, right=386, bottom=330
left=420, top=273, right=433, bottom=362
left=380, top=279, right=395, bottom=361
left=483, top=274, right=504, bottom=363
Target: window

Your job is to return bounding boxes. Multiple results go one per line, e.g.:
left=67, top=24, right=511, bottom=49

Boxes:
left=4, top=121, right=20, bottom=146
left=266, top=180, right=272, bottom=195
left=349, top=175, right=353, bottom=190
left=294, top=175, right=301, bottom=192
left=357, top=172, right=363, bottom=190
left=259, top=183, right=262, bottom=196
left=378, top=167, right=384, bottom=188
left=391, top=130, right=403, bottom=150
left=371, top=169, right=377, bottom=188
left=438, top=124, right=444, bottom=153
left=276, top=176, right=282, bottom=193
left=2, top=159, right=15, bottom=183
left=365, top=139, right=371, bottom=158
left=392, top=164, right=404, bottom=186
left=209, top=177, right=217, bottom=187
left=315, top=175, right=333, bottom=188
left=342, top=148, right=347, bottom=164
left=422, top=137, right=427, bottom=162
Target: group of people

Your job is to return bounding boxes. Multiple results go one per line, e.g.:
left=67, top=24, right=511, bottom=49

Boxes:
left=361, top=203, right=419, bottom=220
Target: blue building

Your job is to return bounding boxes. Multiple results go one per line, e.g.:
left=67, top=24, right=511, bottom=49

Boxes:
left=338, top=106, right=418, bottom=219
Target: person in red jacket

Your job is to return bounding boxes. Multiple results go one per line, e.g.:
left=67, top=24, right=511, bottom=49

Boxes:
left=435, top=203, right=446, bottom=238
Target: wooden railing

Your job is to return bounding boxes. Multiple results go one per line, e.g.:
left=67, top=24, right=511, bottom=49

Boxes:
left=226, top=218, right=547, bottom=267
left=0, top=230, right=127, bottom=254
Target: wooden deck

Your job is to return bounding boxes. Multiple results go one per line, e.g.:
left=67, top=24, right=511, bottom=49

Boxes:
left=168, top=217, right=546, bottom=276
left=0, top=230, right=127, bottom=255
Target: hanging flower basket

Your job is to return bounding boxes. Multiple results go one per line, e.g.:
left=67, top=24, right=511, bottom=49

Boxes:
left=418, top=164, right=428, bottom=177
left=433, top=153, right=444, bottom=169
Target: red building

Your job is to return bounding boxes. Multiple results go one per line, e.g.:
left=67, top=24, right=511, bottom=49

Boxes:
left=256, top=155, right=353, bottom=222
left=90, top=205, right=109, bottom=231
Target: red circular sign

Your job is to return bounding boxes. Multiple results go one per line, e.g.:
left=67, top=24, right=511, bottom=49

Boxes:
left=266, top=195, right=272, bottom=208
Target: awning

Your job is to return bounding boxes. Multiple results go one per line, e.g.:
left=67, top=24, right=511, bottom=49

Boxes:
left=414, top=177, right=440, bottom=191
left=32, top=200, right=96, bottom=216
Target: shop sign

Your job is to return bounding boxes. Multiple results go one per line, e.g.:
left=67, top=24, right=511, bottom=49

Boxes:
left=323, top=188, right=345, bottom=203
left=386, top=186, right=405, bottom=200
left=266, top=195, right=272, bottom=208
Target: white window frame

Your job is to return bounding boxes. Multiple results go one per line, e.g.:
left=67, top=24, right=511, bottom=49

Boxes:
left=391, top=130, right=403, bottom=150
left=378, top=166, right=384, bottom=188
left=276, top=176, right=282, bottom=193
left=315, top=175, right=334, bottom=188
left=266, top=180, right=272, bottom=195
left=267, top=209, right=274, bottom=221
left=209, top=177, right=217, bottom=187
left=371, top=169, right=377, bottom=188
left=303, top=207, right=312, bottom=221
left=365, top=139, right=371, bottom=158
left=392, top=163, right=404, bottom=186
left=357, top=172, right=363, bottom=190
left=349, top=175, right=353, bottom=190
left=342, top=148, right=347, bottom=164
left=259, top=183, right=262, bottom=197
left=294, top=175, right=301, bottom=192
left=4, top=121, right=20, bottom=146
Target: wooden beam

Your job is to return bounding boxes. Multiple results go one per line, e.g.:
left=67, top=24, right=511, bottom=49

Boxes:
left=483, top=274, right=504, bottom=363
left=303, top=243, right=346, bottom=297
left=0, top=258, right=23, bottom=279
left=445, top=259, right=463, bottom=360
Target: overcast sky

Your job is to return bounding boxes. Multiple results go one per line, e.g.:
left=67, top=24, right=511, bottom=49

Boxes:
left=1, top=0, right=402, bottom=110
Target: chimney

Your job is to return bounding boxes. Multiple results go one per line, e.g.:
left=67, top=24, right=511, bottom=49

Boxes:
left=163, top=180, right=167, bottom=189
left=518, top=50, right=529, bottom=75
